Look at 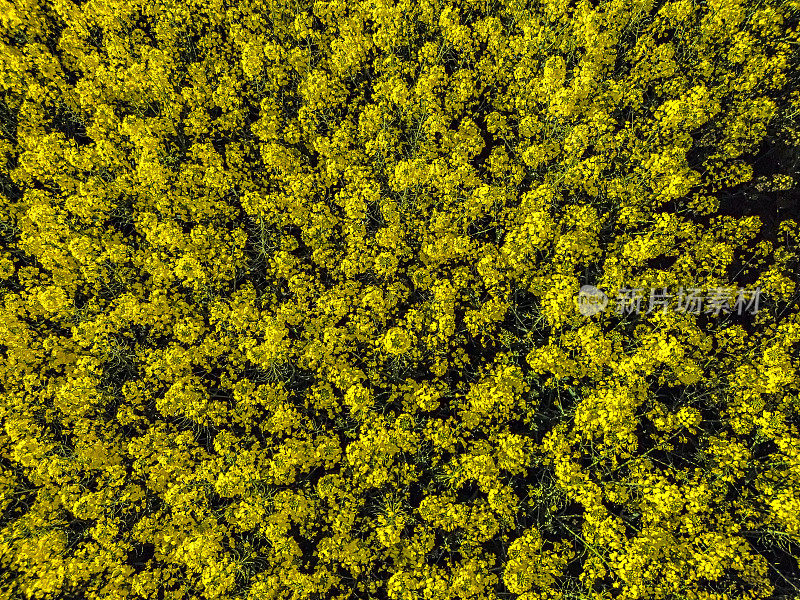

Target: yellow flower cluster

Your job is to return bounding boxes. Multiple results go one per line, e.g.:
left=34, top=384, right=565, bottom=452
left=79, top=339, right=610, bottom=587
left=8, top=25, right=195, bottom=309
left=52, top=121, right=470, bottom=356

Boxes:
left=1, top=0, right=799, bottom=599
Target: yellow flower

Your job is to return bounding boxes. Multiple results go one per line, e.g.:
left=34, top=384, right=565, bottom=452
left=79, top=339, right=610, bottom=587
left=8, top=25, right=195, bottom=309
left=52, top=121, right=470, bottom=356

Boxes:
left=383, top=327, right=412, bottom=355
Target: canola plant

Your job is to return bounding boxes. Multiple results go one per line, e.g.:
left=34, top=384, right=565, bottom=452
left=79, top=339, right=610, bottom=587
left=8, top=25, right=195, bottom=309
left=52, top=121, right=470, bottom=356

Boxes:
left=1, top=0, right=800, bottom=598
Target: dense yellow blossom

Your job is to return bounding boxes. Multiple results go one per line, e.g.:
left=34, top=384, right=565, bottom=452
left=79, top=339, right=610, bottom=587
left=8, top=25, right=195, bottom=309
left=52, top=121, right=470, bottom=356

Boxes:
left=1, top=0, right=799, bottom=599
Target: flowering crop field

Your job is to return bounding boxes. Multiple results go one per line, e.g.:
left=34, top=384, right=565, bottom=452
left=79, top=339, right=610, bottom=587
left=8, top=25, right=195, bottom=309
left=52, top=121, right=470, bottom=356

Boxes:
left=2, top=0, right=800, bottom=599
